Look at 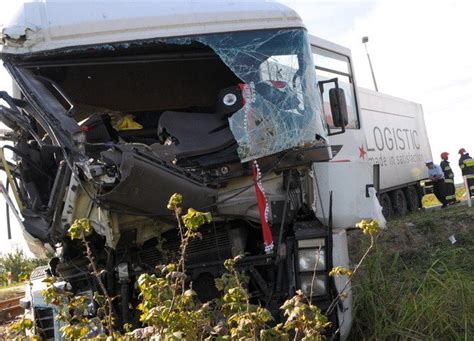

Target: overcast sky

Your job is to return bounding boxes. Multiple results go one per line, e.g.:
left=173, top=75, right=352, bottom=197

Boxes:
left=0, top=0, right=473, bottom=254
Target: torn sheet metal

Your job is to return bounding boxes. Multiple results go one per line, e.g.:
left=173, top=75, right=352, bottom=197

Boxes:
left=1, top=2, right=42, bottom=49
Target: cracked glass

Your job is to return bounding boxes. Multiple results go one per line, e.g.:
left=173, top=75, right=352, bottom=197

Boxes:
left=164, top=29, right=327, bottom=161
left=197, top=29, right=327, bottom=161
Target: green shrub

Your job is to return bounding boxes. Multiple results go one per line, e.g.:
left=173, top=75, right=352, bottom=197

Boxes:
left=0, top=249, right=48, bottom=284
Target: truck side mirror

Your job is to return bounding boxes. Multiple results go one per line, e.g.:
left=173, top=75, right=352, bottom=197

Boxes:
left=329, top=88, right=348, bottom=128
left=318, top=78, right=347, bottom=136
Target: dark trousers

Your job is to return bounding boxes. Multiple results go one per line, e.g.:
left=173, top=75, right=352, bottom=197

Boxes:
left=444, top=179, right=456, bottom=203
left=433, top=179, right=448, bottom=206
left=467, top=176, right=474, bottom=197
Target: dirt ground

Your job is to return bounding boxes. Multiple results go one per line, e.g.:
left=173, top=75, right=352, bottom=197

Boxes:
left=0, top=283, right=25, bottom=329
left=0, top=283, right=25, bottom=301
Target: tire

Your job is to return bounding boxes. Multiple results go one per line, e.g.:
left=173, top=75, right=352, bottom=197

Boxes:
left=405, top=186, right=420, bottom=212
left=379, top=193, right=393, bottom=219
left=392, top=189, right=408, bottom=216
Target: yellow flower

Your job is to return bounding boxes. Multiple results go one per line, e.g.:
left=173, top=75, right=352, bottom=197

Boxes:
left=329, top=266, right=353, bottom=277
left=355, top=219, right=379, bottom=235
left=167, top=193, right=183, bottom=211
left=182, top=208, right=212, bottom=231
left=68, top=218, right=93, bottom=240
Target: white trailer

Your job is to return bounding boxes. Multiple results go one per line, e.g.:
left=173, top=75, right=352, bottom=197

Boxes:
left=310, top=36, right=432, bottom=227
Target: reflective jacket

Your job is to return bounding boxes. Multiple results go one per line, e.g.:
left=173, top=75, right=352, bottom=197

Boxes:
left=440, top=160, right=454, bottom=183
left=459, top=153, right=474, bottom=176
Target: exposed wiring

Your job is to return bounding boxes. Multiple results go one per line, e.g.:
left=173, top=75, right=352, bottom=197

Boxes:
left=6, top=102, right=330, bottom=220
left=197, top=150, right=293, bottom=211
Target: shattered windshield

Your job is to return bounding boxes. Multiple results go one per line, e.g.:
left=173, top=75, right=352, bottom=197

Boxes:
left=196, top=29, right=327, bottom=161
left=171, top=29, right=327, bottom=161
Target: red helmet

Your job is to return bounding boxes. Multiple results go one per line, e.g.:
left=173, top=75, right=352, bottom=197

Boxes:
left=459, top=148, right=466, bottom=155
left=440, top=152, right=449, bottom=160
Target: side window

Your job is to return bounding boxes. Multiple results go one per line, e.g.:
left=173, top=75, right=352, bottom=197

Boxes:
left=312, top=47, right=359, bottom=129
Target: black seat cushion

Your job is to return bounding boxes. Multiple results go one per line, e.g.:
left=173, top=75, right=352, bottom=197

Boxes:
left=157, top=111, right=235, bottom=159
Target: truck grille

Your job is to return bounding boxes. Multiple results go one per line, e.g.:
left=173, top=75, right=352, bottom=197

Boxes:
left=30, top=266, right=48, bottom=280
left=138, top=224, right=233, bottom=267
left=34, top=307, right=55, bottom=340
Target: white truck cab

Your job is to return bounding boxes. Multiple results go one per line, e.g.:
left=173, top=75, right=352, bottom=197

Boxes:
left=1, top=1, right=431, bottom=340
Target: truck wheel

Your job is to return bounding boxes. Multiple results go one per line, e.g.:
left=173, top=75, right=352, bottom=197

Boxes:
left=406, top=186, right=420, bottom=212
left=392, top=189, right=408, bottom=216
left=380, top=193, right=393, bottom=219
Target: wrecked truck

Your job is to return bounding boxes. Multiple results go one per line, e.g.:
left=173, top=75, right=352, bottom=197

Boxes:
left=0, top=0, right=357, bottom=339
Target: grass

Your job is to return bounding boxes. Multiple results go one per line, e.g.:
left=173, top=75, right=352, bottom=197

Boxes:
left=348, top=205, right=474, bottom=340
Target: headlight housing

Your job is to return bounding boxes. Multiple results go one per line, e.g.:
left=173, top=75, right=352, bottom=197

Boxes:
left=296, top=237, right=328, bottom=297
left=299, top=274, right=327, bottom=297
left=298, top=248, right=326, bottom=272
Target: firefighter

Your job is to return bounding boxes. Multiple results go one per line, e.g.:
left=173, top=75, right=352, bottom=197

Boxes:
left=440, top=152, right=456, bottom=204
left=425, top=160, right=448, bottom=208
left=458, top=148, right=474, bottom=197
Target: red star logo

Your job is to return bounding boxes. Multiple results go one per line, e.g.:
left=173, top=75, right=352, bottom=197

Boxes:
left=359, top=145, right=367, bottom=159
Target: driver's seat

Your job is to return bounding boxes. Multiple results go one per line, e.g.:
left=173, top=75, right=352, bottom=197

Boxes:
left=154, top=86, right=243, bottom=160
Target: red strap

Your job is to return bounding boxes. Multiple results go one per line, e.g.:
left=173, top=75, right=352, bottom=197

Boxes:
left=241, top=84, right=273, bottom=252
left=251, top=160, right=274, bottom=253
left=238, top=83, right=247, bottom=104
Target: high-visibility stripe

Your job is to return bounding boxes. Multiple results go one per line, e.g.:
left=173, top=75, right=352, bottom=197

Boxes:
left=466, top=175, right=474, bottom=179
left=444, top=166, right=451, bottom=171
left=460, top=164, right=465, bottom=169
left=445, top=195, right=456, bottom=200
left=444, top=179, right=454, bottom=184
left=464, top=159, right=474, bottom=167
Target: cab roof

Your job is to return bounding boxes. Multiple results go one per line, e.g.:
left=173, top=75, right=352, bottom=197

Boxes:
left=0, top=0, right=304, bottom=54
